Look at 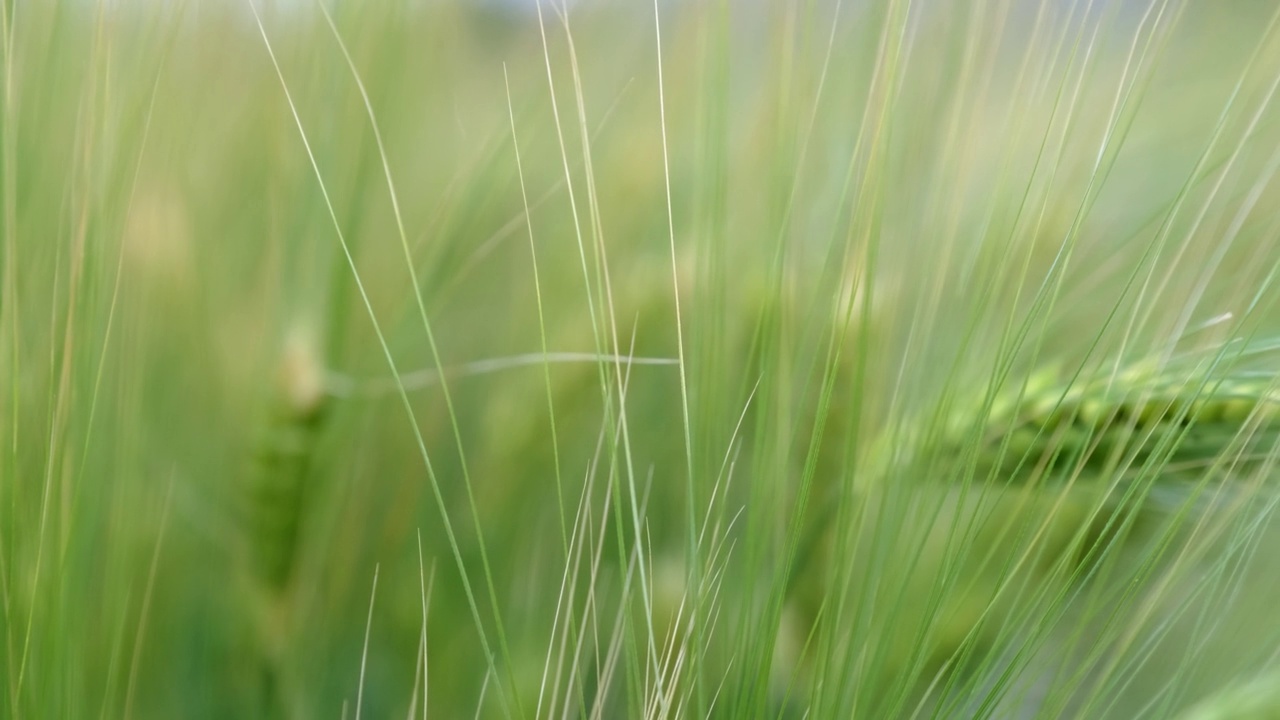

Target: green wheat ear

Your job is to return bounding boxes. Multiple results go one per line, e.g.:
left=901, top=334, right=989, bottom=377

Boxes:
left=787, top=347, right=1280, bottom=705
left=249, top=325, right=328, bottom=591
left=239, top=324, right=330, bottom=719
left=857, top=349, right=1280, bottom=500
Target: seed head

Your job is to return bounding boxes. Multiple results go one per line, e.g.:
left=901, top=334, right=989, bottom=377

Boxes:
left=277, top=324, right=326, bottom=420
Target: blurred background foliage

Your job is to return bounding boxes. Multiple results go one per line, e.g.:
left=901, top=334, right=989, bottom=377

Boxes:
left=4, top=0, right=1280, bottom=717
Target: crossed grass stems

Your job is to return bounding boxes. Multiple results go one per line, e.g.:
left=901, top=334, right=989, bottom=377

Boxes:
left=246, top=316, right=1280, bottom=717
left=219, top=1, right=1280, bottom=717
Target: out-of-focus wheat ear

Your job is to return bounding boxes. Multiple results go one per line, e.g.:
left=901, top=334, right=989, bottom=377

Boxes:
left=242, top=322, right=330, bottom=719
left=249, top=324, right=327, bottom=591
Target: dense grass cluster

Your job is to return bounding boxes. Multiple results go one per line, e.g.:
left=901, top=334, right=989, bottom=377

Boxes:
left=4, top=0, right=1280, bottom=717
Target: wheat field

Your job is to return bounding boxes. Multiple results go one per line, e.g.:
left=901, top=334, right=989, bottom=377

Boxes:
left=4, top=0, right=1280, bottom=718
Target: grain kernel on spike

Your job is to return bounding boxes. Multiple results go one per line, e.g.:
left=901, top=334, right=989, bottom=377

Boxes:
left=1004, top=427, right=1041, bottom=463
left=1024, top=365, right=1060, bottom=398
left=1030, top=395, right=1066, bottom=428
left=1220, top=397, right=1256, bottom=423
left=1194, top=397, right=1224, bottom=423
left=1078, top=399, right=1107, bottom=427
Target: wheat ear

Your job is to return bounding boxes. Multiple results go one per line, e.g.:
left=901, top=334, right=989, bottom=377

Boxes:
left=240, top=324, right=329, bottom=719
